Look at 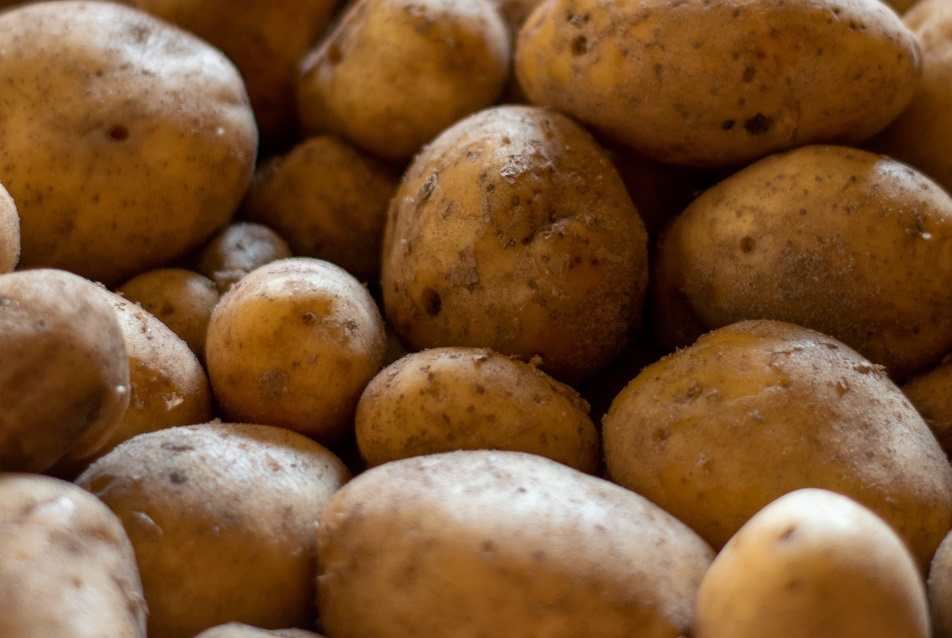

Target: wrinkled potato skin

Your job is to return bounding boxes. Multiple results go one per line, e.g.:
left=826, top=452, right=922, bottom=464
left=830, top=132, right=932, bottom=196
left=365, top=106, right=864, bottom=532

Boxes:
left=381, top=105, right=649, bottom=384
left=651, top=145, right=952, bottom=381
left=515, top=0, right=921, bottom=168
left=317, top=450, right=714, bottom=638
left=192, top=222, right=293, bottom=294
left=0, top=473, right=147, bottom=638
left=0, top=182, right=19, bottom=273
left=355, top=347, right=600, bottom=472
left=903, top=358, right=952, bottom=459
left=602, top=320, right=952, bottom=573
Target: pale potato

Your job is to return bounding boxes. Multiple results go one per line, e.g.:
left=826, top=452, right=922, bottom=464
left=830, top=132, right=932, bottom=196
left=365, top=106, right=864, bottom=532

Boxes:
left=194, top=624, right=324, bottom=638
left=929, top=528, right=952, bottom=638
left=0, top=0, right=257, bottom=286
left=0, top=181, right=19, bottom=273
left=192, top=221, right=293, bottom=294
left=76, top=422, right=352, bottom=638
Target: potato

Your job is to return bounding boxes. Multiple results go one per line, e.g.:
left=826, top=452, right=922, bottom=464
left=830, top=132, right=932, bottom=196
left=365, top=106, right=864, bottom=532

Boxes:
left=355, top=347, right=600, bottom=473
left=239, top=135, right=400, bottom=283
left=381, top=104, right=649, bottom=384
left=0, top=0, right=257, bottom=286
left=76, top=422, right=352, bottom=638
left=297, top=0, right=511, bottom=163
left=651, top=144, right=952, bottom=381
left=0, top=473, right=147, bottom=638
left=317, top=450, right=714, bottom=638
left=206, top=258, right=388, bottom=445
left=601, top=319, right=952, bottom=573
left=694, top=488, right=929, bottom=638
left=929, top=528, right=952, bottom=638
left=0, top=181, right=19, bottom=273
left=192, top=221, right=294, bottom=294
left=515, top=0, right=922, bottom=168
left=903, top=357, right=952, bottom=458
left=117, top=267, right=220, bottom=363
left=194, top=625, right=324, bottom=638
left=0, top=269, right=130, bottom=472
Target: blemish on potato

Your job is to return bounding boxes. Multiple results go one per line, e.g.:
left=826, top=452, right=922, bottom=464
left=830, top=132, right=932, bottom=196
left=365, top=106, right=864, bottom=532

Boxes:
left=420, top=287, right=442, bottom=316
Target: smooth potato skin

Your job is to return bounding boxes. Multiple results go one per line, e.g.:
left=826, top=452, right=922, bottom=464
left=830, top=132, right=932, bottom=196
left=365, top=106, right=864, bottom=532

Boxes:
left=0, top=182, right=18, bottom=273
left=192, top=222, right=293, bottom=294
left=903, top=359, right=952, bottom=458
left=515, top=0, right=921, bottom=168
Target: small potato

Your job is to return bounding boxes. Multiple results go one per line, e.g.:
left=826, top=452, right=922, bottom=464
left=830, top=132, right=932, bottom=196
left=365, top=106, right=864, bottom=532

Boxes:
left=355, top=347, right=600, bottom=473
left=76, top=422, right=352, bottom=638
left=192, top=221, right=294, bottom=294
left=0, top=269, right=130, bottom=472
left=239, top=135, right=400, bottom=283
left=297, top=0, right=511, bottom=162
left=694, top=488, right=929, bottom=638
left=194, top=624, right=325, bottom=638
left=206, top=258, right=388, bottom=444
left=0, top=181, right=19, bottom=273
left=317, top=450, right=714, bottom=638
left=903, top=357, right=952, bottom=458
left=0, top=473, right=147, bottom=638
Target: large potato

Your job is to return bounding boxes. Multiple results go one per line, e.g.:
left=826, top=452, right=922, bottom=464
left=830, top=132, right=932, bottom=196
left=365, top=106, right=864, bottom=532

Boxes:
left=651, top=144, right=952, bottom=381
left=76, top=422, right=352, bottom=638
left=602, top=319, right=952, bottom=573
left=317, top=450, right=714, bottom=638
left=0, top=0, right=257, bottom=286
left=515, top=0, right=922, bottom=168
left=381, top=104, right=649, bottom=384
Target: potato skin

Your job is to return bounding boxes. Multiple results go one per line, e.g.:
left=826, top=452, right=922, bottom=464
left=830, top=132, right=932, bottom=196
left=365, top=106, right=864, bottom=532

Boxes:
left=0, top=182, right=19, bottom=273
left=192, top=222, right=293, bottom=294
left=381, top=104, right=649, bottom=384
left=903, top=358, right=952, bottom=458
left=515, top=0, right=921, bottom=168
left=317, top=450, right=714, bottom=638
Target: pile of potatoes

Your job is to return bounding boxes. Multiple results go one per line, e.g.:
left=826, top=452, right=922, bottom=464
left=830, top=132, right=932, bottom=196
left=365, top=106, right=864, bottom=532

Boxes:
left=3, top=0, right=952, bottom=636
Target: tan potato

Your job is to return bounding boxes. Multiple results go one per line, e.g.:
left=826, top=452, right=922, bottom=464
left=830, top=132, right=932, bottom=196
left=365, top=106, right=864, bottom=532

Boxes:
left=194, top=625, right=324, bottom=638
left=694, top=488, right=929, bottom=638
left=355, top=347, right=600, bottom=473
left=239, top=135, right=399, bottom=283
left=381, top=104, right=650, bottom=384
left=651, top=144, right=952, bottom=381
left=0, top=0, right=257, bottom=286
left=317, top=450, right=714, bottom=638
left=76, top=422, right=352, bottom=638
left=929, top=527, right=952, bottom=638
left=0, top=181, right=19, bottom=273
left=0, top=473, right=147, bottom=638
left=903, top=356, right=952, bottom=458
left=601, top=319, right=952, bottom=573
left=192, top=221, right=294, bottom=294
left=515, top=0, right=922, bottom=168
left=206, top=258, right=388, bottom=445
left=297, top=0, right=511, bottom=162
left=117, top=267, right=220, bottom=363
left=0, top=269, right=130, bottom=472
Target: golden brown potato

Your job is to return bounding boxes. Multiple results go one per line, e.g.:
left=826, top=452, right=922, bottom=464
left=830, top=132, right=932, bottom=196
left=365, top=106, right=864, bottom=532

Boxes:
left=651, top=144, right=952, bottom=381
left=76, top=422, right=352, bottom=638
left=206, top=258, right=388, bottom=445
left=317, top=450, right=714, bottom=638
left=0, top=0, right=257, bottom=286
left=239, top=135, right=399, bottom=283
left=0, top=473, right=147, bottom=638
left=0, top=181, right=19, bottom=273
left=355, top=347, right=600, bottom=473
left=381, top=104, right=650, bottom=384
left=192, top=221, right=294, bottom=294
left=0, top=269, right=130, bottom=472
left=903, top=356, right=952, bottom=458
left=515, top=0, right=922, bottom=168
left=297, top=0, right=511, bottom=162
left=602, top=319, right=952, bottom=573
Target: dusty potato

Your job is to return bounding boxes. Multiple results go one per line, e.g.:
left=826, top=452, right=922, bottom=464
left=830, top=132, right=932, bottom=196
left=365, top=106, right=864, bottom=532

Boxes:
left=355, top=347, right=600, bottom=472
left=0, top=269, right=130, bottom=472
left=194, top=624, right=325, bottom=638
left=903, top=356, right=952, bottom=458
left=192, top=221, right=294, bottom=294
left=694, top=488, right=929, bottom=638
left=0, top=473, right=147, bottom=638
left=239, top=135, right=399, bottom=283
left=297, top=0, right=511, bottom=162
left=601, top=319, right=952, bottom=573
left=317, top=450, right=714, bottom=638
left=76, top=422, right=352, bottom=638
left=0, top=0, right=257, bottom=286
left=381, top=104, right=649, bottom=384
left=651, top=144, right=952, bottom=381
left=515, top=0, right=922, bottom=168
left=0, top=181, right=19, bottom=273
left=206, top=258, right=388, bottom=444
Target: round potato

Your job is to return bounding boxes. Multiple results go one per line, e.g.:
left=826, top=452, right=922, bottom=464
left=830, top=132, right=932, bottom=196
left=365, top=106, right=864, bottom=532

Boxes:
left=192, top=221, right=294, bottom=294
left=194, top=624, right=324, bottom=638
left=903, top=356, right=952, bottom=459
left=76, top=422, right=352, bottom=638
left=0, top=181, right=19, bottom=273
left=602, top=319, right=952, bottom=573
left=381, top=104, right=649, bottom=384
left=355, top=347, right=600, bottom=473
left=0, top=0, right=257, bottom=286
left=206, top=258, right=388, bottom=444
left=515, top=0, right=922, bottom=168
left=0, top=473, right=147, bottom=638
left=0, top=269, right=130, bottom=472
left=929, top=528, right=952, bottom=638
left=651, top=144, right=952, bottom=381
left=694, top=488, right=929, bottom=638
left=317, top=450, right=714, bottom=638
left=297, top=0, right=511, bottom=163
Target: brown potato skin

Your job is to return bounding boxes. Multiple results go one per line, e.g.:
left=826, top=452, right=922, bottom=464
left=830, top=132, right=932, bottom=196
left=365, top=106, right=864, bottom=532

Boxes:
left=0, top=182, right=19, bottom=273
left=903, top=357, right=952, bottom=459
left=192, top=222, right=294, bottom=294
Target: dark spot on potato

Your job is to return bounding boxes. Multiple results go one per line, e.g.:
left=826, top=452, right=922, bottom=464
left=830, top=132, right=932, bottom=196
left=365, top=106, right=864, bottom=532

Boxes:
left=302, top=311, right=317, bottom=324
left=739, top=236, right=755, bottom=253
left=721, top=119, right=735, bottom=130
left=168, top=470, right=187, bottom=484
left=742, top=66, right=756, bottom=82
left=421, top=287, right=441, bottom=315
left=160, top=442, right=195, bottom=453
left=743, top=113, right=773, bottom=135
left=778, top=524, right=797, bottom=541
left=109, top=125, right=129, bottom=141
left=571, top=35, right=588, bottom=56
left=418, top=174, right=437, bottom=202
